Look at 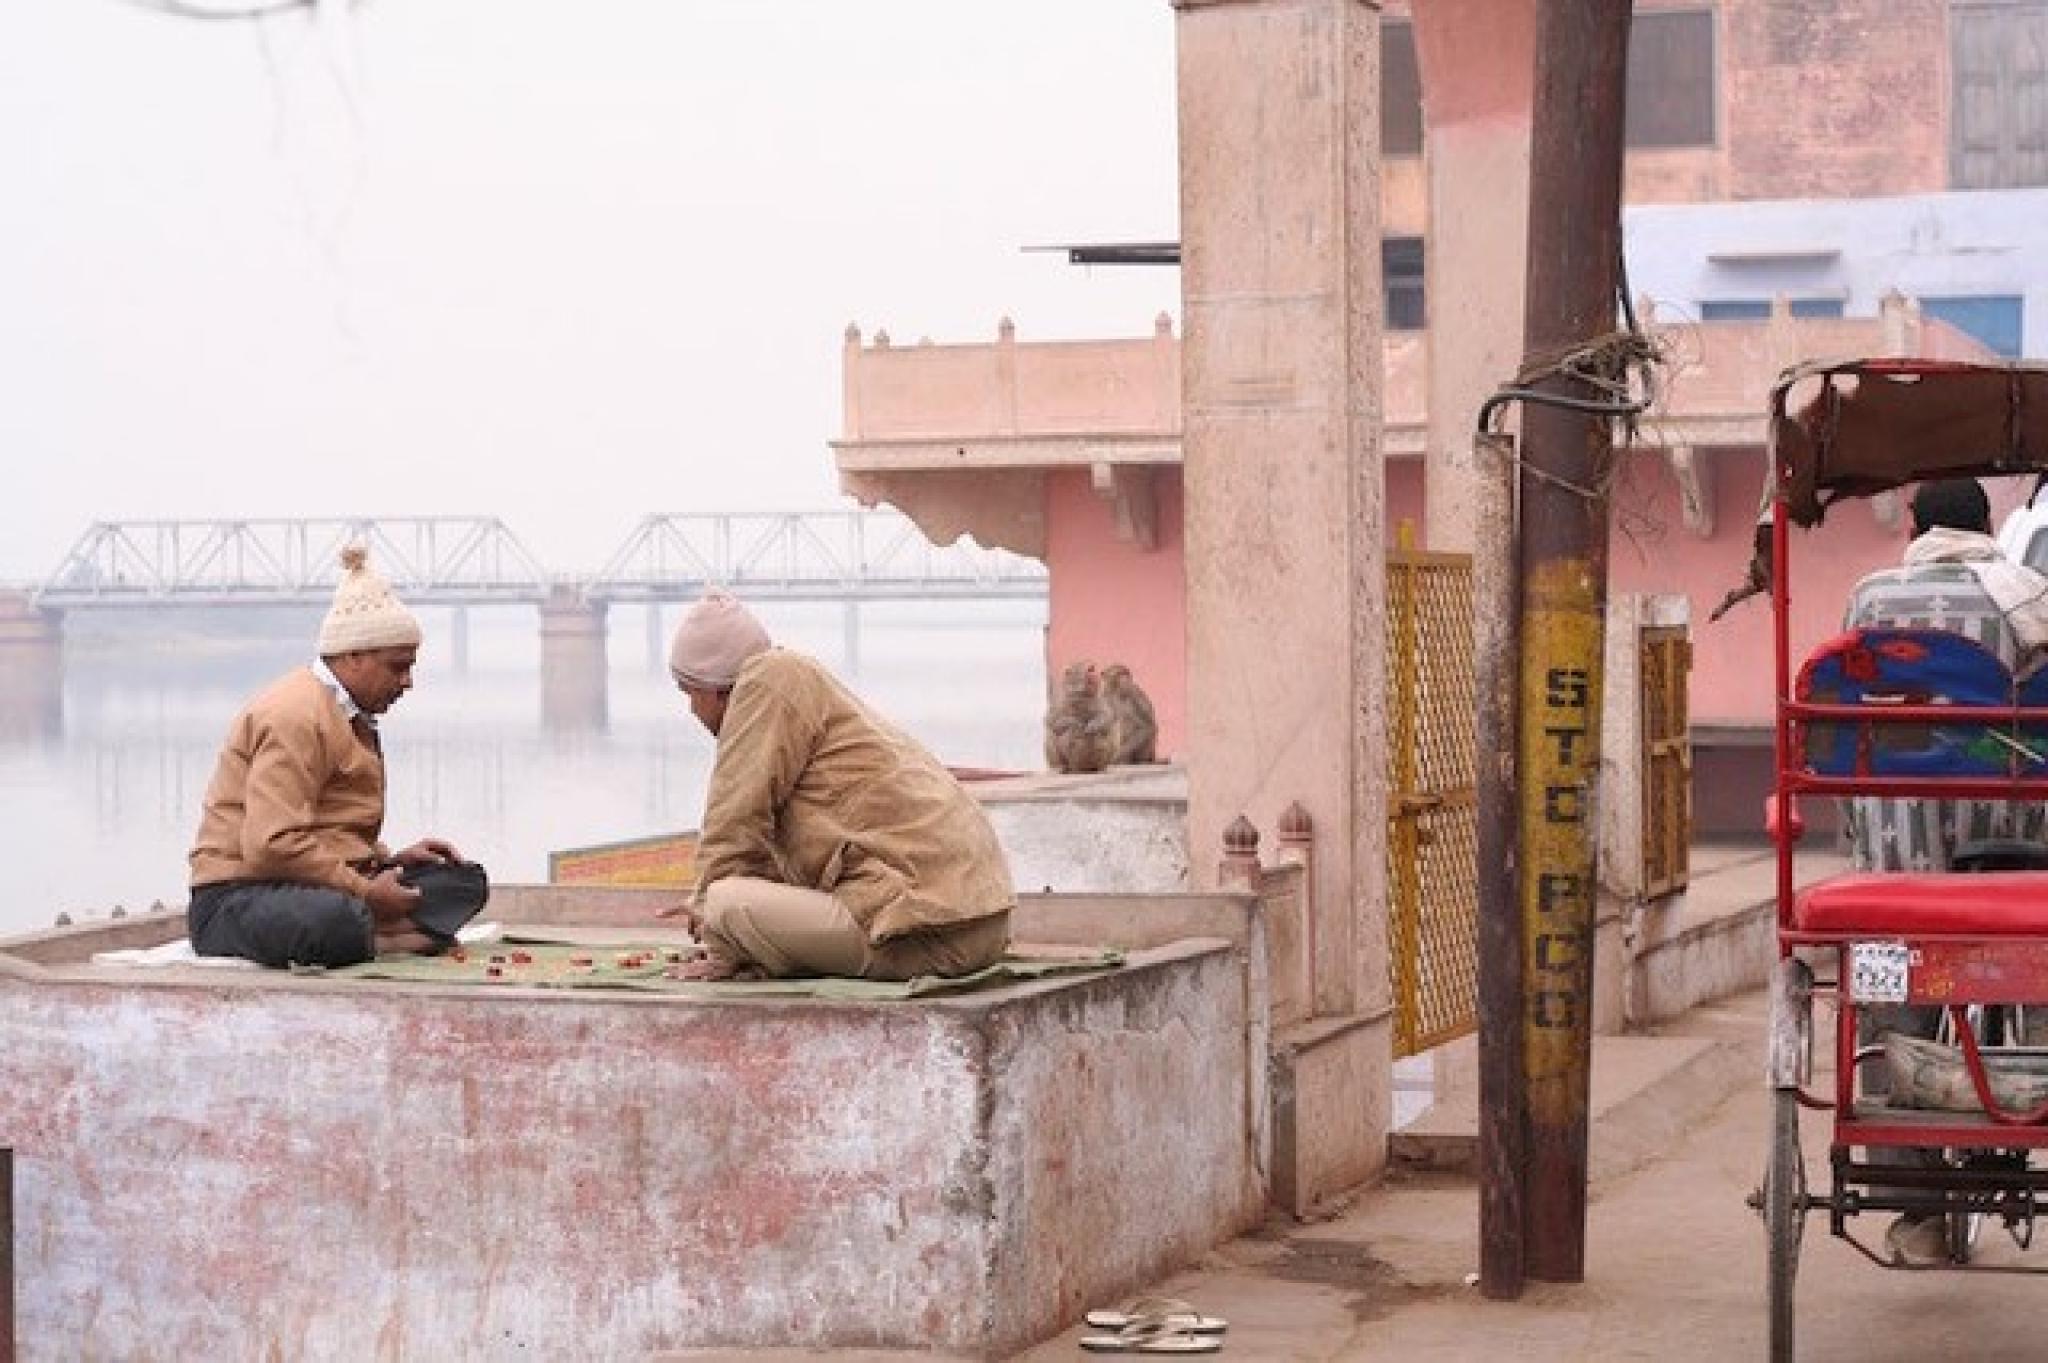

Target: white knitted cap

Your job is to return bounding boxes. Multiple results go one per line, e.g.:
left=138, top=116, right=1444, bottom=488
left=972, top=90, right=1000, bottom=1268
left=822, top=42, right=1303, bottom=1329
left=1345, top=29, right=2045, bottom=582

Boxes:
left=317, top=546, right=422, bottom=655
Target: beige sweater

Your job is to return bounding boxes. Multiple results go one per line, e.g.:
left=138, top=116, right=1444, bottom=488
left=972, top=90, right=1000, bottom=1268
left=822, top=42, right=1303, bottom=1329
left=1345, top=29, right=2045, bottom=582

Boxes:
left=695, top=649, right=1015, bottom=941
left=188, top=668, right=387, bottom=899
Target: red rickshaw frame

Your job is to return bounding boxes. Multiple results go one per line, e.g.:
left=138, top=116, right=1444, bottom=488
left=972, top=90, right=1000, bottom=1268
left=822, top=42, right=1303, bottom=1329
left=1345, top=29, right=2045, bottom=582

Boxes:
left=1761, top=356, right=2048, bottom=1361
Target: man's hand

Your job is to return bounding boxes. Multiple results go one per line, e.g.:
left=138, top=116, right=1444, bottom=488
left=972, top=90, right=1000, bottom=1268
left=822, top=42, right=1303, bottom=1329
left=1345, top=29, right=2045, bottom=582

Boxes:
left=393, top=838, right=460, bottom=867
left=655, top=897, right=703, bottom=934
left=364, top=866, right=424, bottom=925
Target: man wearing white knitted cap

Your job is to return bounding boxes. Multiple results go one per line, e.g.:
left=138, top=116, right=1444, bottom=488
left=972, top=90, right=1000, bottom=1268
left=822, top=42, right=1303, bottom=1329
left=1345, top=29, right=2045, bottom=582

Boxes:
left=187, top=546, right=464, bottom=967
left=662, top=589, right=1014, bottom=981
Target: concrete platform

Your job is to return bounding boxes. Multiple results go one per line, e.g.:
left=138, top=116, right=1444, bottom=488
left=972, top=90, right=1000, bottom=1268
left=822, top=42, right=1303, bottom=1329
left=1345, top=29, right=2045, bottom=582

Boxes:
left=0, top=888, right=1261, bottom=1361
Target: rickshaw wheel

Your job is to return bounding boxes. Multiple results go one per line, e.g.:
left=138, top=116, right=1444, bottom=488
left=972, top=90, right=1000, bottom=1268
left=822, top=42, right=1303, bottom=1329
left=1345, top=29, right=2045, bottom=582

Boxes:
left=1766, top=1087, right=1805, bottom=1362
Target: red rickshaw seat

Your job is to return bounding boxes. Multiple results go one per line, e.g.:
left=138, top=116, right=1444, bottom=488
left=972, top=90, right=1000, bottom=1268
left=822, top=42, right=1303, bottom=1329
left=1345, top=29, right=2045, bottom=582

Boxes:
left=1794, top=871, right=2048, bottom=936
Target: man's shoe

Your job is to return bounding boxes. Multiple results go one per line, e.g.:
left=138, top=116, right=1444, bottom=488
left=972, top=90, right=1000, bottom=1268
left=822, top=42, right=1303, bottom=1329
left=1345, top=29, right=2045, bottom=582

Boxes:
left=1884, top=1213, right=1949, bottom=1266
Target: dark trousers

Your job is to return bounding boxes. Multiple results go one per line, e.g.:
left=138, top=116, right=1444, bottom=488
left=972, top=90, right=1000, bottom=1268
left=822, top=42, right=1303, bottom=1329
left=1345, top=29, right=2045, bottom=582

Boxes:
left=188, top=880, right=375, bottom=969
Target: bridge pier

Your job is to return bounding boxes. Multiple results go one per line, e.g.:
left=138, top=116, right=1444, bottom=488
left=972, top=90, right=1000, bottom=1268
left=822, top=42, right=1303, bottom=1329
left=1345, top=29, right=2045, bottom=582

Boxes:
left=645, top=603, right=666, bottom=675
left=450, top=606, right=470, bottom=676
left=538, top=591, right=608, bottom=732
left=0, top=592, right=63, bottom=742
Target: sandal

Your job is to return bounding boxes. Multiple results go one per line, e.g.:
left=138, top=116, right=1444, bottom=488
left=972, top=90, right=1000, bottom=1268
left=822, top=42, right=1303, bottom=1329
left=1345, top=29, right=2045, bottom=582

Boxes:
left=1078, top=1316, right=1224, bottom=1354
left=1084, top=1296, right=1228, bottom=1335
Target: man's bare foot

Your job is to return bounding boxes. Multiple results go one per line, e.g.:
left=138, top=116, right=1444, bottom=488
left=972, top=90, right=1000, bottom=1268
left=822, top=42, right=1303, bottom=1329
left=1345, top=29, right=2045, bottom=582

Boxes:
left=375, top=929, right=440, bottom=956
left=666, top=951, right=747, bottom=982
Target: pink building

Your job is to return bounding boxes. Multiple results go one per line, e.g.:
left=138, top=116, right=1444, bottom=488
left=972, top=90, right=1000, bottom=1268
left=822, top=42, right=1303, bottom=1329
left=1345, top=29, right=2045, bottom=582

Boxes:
left=836, top=300, right=1995, bottom=826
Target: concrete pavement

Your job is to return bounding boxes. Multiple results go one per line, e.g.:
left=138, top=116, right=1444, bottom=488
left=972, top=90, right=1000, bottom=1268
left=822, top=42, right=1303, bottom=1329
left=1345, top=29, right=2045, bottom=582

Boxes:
left=1016, top=986, right=2048, bottom=1362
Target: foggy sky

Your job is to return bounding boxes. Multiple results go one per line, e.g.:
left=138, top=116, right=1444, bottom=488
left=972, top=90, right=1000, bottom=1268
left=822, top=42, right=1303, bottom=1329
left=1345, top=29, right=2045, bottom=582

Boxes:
left=0, top=0, right=1181, bottom=581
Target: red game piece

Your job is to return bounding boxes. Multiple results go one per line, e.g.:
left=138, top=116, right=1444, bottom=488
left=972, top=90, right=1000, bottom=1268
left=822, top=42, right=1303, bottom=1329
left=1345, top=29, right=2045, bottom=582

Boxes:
left=510, top=951, right=534, bottom=965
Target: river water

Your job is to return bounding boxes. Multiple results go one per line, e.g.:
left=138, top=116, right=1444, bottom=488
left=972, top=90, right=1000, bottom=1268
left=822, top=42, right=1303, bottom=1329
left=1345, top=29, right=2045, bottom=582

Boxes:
left=0, top=599, right=1047, bottom=938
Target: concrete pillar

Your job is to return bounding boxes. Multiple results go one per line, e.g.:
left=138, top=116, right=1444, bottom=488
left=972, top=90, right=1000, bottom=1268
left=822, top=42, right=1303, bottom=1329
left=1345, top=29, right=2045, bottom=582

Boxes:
left=1413, top=0, right=1537, bottom=551
left=538, top=590, right=608, bottom=732
left=646, top=603, right=666, bottom=674
left=0, top=592, right=63, bottom=742
left=842, top=600, right=861, bottom=675
left=1594, top=593, right=1648, bottom=1038
left=450, top=606, right=470, bottom=676
left=1178, top=0, right=1392, bottom=1183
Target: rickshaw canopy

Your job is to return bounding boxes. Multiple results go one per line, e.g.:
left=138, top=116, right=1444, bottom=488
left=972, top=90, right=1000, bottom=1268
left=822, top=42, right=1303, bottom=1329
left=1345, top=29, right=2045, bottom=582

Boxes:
left=1772, top=356, right=2048, bottom=526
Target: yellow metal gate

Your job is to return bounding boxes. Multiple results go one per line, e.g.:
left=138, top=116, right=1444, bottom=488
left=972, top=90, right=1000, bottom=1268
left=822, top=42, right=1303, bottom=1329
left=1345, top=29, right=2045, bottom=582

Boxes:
left=1387, top=542, right=1479, bottom=1058
left=1640, top=624, right=1693, bottom=900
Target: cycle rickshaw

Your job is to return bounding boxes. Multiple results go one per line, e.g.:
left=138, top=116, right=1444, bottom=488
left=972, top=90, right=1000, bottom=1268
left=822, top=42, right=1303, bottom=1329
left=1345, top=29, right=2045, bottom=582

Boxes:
left=1756, top=357, right=2048, bottom=1360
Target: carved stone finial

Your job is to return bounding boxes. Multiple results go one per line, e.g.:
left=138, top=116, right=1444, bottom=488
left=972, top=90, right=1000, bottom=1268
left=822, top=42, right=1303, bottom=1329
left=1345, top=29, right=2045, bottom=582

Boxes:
left=997, top=315, right=1016, bottom=341
left=1220, top=814, right=1261, bottom=889
left=1278, top=801, right=1313, bottom=842
left=844, top=322, right=862, bottom=344
left=1154, top=311, right=1174, bottom=338
left=55, top=912, right=72, bottom=926
left=111, top=904, right=128, bottom=919
left=1224, top=814, right=1260, bottom=857
left=872, top=329, right=891, bottom=349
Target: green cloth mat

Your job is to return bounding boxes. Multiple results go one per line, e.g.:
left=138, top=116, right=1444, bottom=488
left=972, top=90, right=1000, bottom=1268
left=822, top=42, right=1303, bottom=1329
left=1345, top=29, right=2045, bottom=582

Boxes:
left=323, top=940, right=1124, bottom=999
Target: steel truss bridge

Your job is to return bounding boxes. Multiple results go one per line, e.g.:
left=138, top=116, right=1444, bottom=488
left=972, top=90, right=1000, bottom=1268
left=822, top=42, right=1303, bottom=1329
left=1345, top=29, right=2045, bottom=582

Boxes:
left=33, top=511, right=1046, bottom=609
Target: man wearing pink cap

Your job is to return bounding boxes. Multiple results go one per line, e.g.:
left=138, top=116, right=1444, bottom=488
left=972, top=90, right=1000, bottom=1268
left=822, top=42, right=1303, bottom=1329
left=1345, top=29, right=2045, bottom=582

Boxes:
left=662, top=590, right=1014, bottom=981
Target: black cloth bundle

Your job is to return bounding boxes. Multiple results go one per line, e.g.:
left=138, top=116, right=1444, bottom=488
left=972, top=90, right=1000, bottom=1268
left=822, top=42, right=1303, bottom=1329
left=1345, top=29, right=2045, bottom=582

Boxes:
left=401, top=859, right=491, bottom=945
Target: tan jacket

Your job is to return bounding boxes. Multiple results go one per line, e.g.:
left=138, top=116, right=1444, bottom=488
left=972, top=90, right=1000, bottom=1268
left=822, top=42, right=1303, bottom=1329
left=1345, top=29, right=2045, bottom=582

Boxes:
left=189, top=668, right=387, bottom=898
left=695, top=649, right=1015, bottom=941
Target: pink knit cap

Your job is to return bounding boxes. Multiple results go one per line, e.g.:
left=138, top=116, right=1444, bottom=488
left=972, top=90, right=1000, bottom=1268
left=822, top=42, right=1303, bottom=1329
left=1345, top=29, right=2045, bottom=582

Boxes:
left=668, top=590, right=771, bottom=689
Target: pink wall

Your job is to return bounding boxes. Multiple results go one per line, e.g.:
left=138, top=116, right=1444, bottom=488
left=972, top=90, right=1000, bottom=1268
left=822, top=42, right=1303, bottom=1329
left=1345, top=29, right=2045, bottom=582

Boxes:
left=1045, top=461, right=1432, bottom=765
left=1046, top=467, right=1188, bottom=759
left=1387, top=461, right=1426, bottom=545
left=1039, top=445, right=2007, bottom=751
left=1604, top=450, right=2041, bottom=730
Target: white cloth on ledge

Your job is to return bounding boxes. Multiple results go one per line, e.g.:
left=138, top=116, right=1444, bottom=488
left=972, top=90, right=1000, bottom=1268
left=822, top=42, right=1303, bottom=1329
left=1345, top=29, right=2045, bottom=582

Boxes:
left=91, top=939, right=257, bottom=969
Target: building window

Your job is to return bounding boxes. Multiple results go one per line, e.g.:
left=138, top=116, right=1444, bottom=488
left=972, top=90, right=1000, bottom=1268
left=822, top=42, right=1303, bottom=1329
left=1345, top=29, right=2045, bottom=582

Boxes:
left=1952, top=3, right=2048, bottom=188
left=1626, top=9, right=1716, bottom=149
left=1921, top=295, right=2026, bottom=357
left=1382, top=19, right=1422, bottom=157
left=1384, top=236, right=1425, bottom=331
left=1697, top=299, right=1845, bottom=321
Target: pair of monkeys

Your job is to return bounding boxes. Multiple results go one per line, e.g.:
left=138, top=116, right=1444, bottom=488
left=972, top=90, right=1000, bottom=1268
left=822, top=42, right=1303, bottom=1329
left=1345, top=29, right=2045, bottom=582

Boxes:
left=1044, top=660, right=1158, bottom=774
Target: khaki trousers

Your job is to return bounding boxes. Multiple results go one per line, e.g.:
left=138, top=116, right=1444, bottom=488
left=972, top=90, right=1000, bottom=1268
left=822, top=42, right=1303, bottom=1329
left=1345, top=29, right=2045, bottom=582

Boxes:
left=699, top=876, right=1010, bottom=982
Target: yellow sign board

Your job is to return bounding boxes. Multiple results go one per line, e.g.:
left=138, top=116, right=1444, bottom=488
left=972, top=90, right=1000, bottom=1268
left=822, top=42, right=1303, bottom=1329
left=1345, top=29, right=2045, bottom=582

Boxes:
left=548, top=831, right=700, bottom=888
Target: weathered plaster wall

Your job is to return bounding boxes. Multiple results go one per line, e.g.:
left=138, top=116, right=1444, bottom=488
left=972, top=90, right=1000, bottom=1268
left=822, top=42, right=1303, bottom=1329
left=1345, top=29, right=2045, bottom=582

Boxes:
left=1411, top=0, right=1534, bottom=552
left=985, top=789, right=1190, bottom=895
left=1, top=941, right=1252, bottom=1360
left=981, top=947, right=1258, bottom=1345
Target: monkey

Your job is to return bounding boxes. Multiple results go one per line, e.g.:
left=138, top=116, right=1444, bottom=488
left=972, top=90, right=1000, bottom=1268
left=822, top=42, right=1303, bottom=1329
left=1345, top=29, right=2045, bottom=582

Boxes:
left=1100, top=663, right=1159, bottom=765
left=1044, top=659, right=1116, bottom=774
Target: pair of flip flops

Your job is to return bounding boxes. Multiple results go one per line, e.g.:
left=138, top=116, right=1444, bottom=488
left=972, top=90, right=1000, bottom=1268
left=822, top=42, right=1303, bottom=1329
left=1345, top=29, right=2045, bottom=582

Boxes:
left=1078, top=1297, right=1228, bottom=1354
